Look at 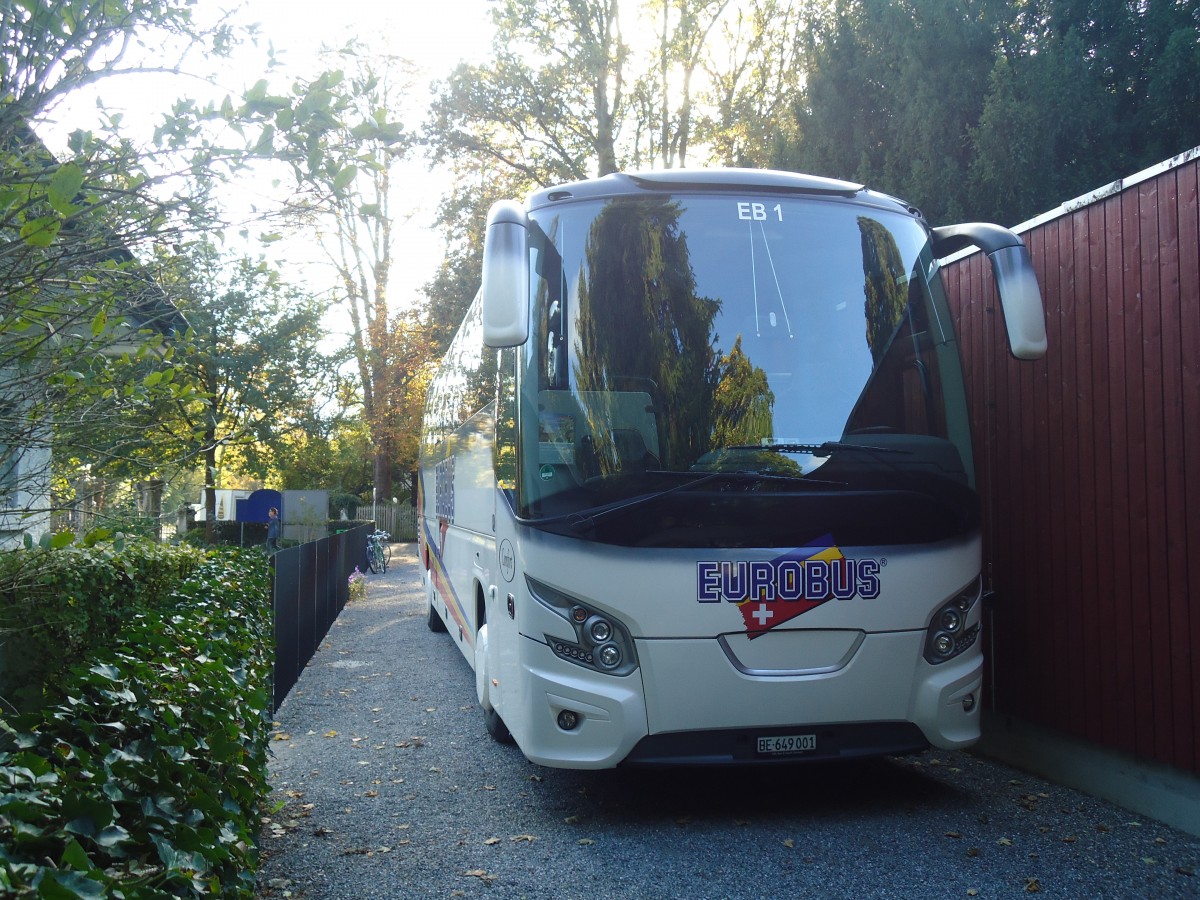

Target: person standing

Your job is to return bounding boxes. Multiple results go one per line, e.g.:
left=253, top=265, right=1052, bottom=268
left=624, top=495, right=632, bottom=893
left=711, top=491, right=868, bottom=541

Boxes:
left=266, top=506, right=281, bottom=553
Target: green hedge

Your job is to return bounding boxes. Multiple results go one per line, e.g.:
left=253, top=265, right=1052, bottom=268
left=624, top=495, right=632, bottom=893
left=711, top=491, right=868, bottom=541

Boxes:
left=0, top=550, right=274, bottom=897
left=0, top=542, right=205, bottom=711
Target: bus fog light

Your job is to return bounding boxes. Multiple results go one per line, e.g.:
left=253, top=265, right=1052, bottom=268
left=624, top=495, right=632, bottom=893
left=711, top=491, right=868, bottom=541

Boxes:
left=597, top=644, right=621, bottom=668
left=962, top=693, right=976, bottom=712
left=933, top=633, right=954, bottom=657
left=557, top=709, right=580, bottom=730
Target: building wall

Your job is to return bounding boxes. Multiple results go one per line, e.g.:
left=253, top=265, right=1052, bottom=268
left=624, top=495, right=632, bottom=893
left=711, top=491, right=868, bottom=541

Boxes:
left=941, top=149, right=1200, bottom=775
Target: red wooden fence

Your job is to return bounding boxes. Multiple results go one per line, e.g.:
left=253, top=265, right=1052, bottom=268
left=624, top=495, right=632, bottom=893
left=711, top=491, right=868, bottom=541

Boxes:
left=941, top=149, right=1200, bottom=775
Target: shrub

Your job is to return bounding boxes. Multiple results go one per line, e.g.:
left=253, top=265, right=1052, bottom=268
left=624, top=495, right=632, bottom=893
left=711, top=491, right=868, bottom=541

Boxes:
left=0, top=550, right=274, bottom=897
left=0, top=541, right=206, bottom=711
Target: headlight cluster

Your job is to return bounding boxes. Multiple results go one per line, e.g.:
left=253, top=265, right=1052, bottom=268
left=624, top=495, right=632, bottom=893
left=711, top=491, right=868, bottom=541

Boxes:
left=527, top=576, right=638, bottom=677
left=923, top=575, right=982, bottom=665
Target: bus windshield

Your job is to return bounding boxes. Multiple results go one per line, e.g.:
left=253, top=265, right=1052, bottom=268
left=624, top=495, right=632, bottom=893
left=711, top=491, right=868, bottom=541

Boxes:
left=508, top=192, right=977, bottom=547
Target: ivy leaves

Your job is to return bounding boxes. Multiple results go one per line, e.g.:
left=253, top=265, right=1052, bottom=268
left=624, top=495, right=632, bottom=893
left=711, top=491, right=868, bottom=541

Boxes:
left=0, top=551, right=274, bottom=897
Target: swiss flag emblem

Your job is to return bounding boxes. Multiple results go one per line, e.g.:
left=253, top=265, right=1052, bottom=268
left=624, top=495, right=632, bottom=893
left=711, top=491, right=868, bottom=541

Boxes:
left=737, top=541, right=847, bottom=639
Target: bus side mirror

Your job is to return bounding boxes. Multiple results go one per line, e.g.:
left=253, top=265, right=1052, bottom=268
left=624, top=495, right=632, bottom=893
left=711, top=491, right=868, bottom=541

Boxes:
left=481, top=200, right=530, bottom=348
left=932, top=223, right=1047, bottom=360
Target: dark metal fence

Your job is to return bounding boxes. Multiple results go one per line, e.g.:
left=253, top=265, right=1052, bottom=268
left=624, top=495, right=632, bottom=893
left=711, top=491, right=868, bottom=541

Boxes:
left=271, top=523, right=371, bottom=711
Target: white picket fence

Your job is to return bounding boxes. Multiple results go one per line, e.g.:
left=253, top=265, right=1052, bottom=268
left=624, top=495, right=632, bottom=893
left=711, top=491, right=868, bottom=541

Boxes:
left=366, top=501, right=418, bottom=541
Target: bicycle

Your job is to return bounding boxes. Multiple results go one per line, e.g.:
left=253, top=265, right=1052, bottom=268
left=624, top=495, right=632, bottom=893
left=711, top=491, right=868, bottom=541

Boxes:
left=366, top=529, right=391, bottom=574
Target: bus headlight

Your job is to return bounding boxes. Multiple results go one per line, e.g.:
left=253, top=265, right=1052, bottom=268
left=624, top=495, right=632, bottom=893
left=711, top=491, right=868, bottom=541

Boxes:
left=597, top=644, right=621, bottom=669
left=923, top=576, right=982, bottom=665
left=527, top=576, right=639, bottom=677
left=588, top=617, right=613, bottom=643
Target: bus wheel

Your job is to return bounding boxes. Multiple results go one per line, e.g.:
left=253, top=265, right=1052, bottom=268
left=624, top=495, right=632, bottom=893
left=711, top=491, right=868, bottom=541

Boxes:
left=484, top=706, right=514, bottom=744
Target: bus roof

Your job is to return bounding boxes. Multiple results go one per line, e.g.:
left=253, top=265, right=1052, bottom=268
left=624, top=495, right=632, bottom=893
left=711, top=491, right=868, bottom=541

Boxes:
left=527, top=169, right=923, bottom=222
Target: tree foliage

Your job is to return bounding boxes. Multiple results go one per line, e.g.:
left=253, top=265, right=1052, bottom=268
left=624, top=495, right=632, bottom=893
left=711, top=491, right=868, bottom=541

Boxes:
left=783, top=0, right=1200, bottom=225
left=155, top=244, right=331, bottom=536
left=0, top=0, right=245, bottom=536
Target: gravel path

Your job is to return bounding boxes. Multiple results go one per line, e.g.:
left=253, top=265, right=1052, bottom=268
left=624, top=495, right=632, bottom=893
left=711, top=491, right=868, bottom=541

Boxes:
left=256, top=544, right=1199, bottom=899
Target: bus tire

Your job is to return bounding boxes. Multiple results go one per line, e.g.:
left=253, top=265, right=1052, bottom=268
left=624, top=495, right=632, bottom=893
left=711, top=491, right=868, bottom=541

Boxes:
left=484, top=706, right=514, bottom=744
left=425, top=574, right=447, bottom=633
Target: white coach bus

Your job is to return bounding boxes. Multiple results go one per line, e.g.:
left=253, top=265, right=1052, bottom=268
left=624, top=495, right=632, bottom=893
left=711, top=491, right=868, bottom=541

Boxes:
left=418, top=169, right=1045, bottom=768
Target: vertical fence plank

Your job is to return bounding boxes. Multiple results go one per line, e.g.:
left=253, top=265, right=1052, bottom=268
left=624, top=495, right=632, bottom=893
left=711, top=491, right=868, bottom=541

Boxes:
left=1176, top=159, right=1200, bottom=773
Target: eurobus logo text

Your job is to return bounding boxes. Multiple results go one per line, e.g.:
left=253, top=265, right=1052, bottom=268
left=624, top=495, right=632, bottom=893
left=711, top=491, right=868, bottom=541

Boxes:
left=695, top=537, right=884, bottom=638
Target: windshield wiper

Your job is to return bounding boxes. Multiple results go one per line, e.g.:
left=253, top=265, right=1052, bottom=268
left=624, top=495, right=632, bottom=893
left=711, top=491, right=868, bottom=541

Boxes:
left=725, top=441, right=910, bottom=456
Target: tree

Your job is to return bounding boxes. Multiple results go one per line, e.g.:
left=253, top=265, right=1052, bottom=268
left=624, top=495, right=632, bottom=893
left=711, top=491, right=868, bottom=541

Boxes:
left=255, top=52, right=426, bottom=503
left=428, top=0, right=628, bottom=184
left=967, top=29, right=1120, bottom=227
left=152, top=244, right=331, bottom=540
left=1, top=0, right=246, bottom=540
left=784, top=0, right=1006, bottom=223
left=699, top=0, right=807, bottom=168
left=781, top=0, right=1200, bottom=226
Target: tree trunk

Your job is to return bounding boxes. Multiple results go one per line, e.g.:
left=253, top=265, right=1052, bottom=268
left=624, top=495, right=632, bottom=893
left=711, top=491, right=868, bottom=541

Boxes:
left=373, top=434, right=393, bottom=504
left=204, top=436, right=217, bottom=544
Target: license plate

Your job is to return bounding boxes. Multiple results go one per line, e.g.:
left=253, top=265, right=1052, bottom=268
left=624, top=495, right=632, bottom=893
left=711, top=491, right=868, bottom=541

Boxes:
left=756, top=733, right=817, bottom=755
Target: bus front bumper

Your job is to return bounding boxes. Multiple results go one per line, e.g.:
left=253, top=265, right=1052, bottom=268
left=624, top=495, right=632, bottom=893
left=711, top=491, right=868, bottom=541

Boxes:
left=510, top=631, right=981, bottom=768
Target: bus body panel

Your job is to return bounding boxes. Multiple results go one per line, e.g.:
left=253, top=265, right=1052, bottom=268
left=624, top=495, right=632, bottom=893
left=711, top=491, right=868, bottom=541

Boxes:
left=421, top=407, right=497, bottom=659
